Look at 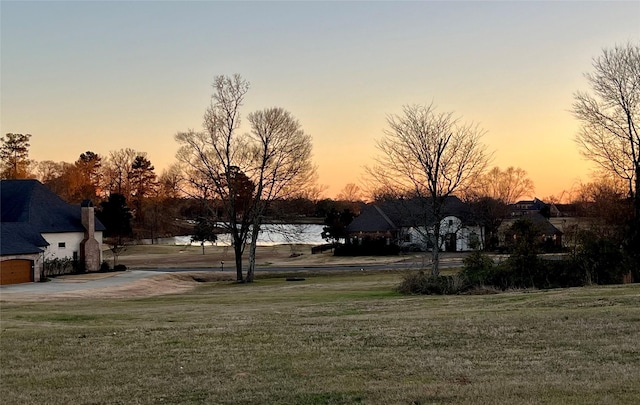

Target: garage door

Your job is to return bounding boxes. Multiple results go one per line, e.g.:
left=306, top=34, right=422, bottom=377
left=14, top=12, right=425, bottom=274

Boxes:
left=0, top=260, right=33, bottom=285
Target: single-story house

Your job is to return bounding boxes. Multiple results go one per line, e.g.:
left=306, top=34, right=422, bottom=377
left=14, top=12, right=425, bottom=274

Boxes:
left=1, top=179, right=105, bottom=284
left=499, top=212, right=563, bottom=250
left=346, top=196, right=483, bottom=252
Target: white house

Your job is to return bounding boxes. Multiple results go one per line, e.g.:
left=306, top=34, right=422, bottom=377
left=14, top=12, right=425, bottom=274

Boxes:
left=346, top=196, right=483, bottom=252
left=0, top=179, right=105, bottom=284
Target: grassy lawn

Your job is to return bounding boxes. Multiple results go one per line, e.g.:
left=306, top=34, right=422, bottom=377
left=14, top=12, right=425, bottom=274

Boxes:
left=1, top=272, right=639, bottom=404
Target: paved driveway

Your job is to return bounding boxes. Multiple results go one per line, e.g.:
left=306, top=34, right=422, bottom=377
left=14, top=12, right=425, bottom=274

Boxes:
left=0, top=270, right=167, bottom=295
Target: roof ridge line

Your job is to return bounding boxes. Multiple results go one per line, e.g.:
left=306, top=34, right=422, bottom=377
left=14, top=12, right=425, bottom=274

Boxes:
left=373, top=205, right=397, bottom=229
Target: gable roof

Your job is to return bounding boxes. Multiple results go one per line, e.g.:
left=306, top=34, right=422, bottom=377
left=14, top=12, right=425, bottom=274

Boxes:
left=1, top=179, right=105, bottom=233
left=347, top=205, right=397, bottom=233
left=347, top=196, right=475, bottom=233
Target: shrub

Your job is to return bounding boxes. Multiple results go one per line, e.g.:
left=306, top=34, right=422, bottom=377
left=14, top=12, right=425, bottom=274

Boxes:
left=43, top=258, right=75, bottom=277
left=114, top=264, right=127, bottom=271
left=574, top=233, right=627, bottom=284
left=397, top=271, right=468, bottom=295
left=100, top=262, right=110, bottom=272
left=334, top=239, right=400, bottom=256
left=460, top=251, right=496, bottom=285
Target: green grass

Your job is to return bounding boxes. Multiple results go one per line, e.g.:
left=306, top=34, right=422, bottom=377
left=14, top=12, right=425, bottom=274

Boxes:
left=1, top=273, right=639, bottom=404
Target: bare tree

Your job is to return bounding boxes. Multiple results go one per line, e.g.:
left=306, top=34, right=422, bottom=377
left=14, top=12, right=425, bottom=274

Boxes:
left=462, top=167, right=533, bottom=250
left=176, top=76, right=316, bottom=282
left=104, top=148, right=138, bottom=197
left=573, top=42, right=640, bottom=221
left=337, top=183, right=363, bottom=202
left=467, top=166, right=535, bottom=205
left=366, top=103, right=489, bottom=275
left=244, top=107, right=316, bottom=281
left=35, top=160, right=65, bottom=183
left=175, top=75, right=254, bottom=282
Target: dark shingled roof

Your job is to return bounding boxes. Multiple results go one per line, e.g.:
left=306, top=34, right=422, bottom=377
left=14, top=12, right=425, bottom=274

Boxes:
left=524, top=212, right=563, bottom=235
left=1, top=223, right=49, bottom=255
left=347, top=196, right=475, bottom=234
left=1, top=179, right=105, bottom=256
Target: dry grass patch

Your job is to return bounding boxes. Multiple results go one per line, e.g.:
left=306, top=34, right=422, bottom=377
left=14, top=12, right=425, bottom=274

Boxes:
left=103, top=244, right=420, bottom=269
left=1, top=274, right=639, bottom=404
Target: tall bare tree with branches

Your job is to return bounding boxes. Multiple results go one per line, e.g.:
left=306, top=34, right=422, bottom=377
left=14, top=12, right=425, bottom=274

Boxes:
left=573, top=43, right=640, bottom=221
left=467, top=166, right=535, bottom=205
left=367, top=103, right=490, bottom=275
left=244, top=107, right=315, bottom=281
left=175, top=75, right=316, bottom=282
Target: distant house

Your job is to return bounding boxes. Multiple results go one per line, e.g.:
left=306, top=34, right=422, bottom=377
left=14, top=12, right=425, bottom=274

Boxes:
left=346, top=196, right=483, bottom=252
left=509, top=197, right=560, bottom=218
left=500, top=197, right=563, bottom=250
left=0, top=179, right=105, bottom=285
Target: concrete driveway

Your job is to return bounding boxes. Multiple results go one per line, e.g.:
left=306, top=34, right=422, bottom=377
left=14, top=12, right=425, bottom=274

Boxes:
left=0, top=270, right=167, bottom=295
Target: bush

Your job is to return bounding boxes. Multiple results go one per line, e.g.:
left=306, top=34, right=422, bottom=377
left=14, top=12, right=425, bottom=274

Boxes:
left=574, top=233, right=627, bottom=284
left=43, top=258, right=75, bottom=277
left=114, top=264, right=127, bottom=271
left=397, top=271, right=468, bottom=295
left=460, top=251, right=495, bottom=285
left=334, top=239, right=400, bottom=256
left=100, top=262, right=110, bottom=272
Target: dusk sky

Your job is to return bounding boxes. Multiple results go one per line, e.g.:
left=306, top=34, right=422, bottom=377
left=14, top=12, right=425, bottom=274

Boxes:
left=2, top=1, right=639, bottom=200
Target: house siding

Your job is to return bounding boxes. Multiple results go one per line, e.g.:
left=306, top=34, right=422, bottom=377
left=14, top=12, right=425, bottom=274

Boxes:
left=42, top=231, right=103, bottom=264
left=400, top=216, right=483, bottom=252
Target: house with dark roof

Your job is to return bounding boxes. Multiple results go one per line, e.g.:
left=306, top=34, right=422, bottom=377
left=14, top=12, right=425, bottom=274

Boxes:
left=346, top=196, right=483, bottom=252
left=1, top=179, right=105, bottom=284
left=499, top=197, right=563, bottom=250
left=509, top=197, right=560, bottom=218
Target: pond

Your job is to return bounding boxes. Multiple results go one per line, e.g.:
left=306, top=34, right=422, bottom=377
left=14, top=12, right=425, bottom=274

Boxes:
left=145, top=223, right=327, bottom=246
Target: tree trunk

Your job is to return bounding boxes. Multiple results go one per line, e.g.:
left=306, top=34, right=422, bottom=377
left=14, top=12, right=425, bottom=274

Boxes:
left=246, top=223, right=261, bottom=283
left=635, top=164, right=640, bottom=222
left=431, top=222, right=441, bottom=276
left=233, top=239, right=244, bottom=282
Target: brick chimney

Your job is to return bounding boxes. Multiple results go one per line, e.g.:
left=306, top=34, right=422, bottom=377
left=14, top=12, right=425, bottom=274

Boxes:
left=80, top=200, right=100, bottom=271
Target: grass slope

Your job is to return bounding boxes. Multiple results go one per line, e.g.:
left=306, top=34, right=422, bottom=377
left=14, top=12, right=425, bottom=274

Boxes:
left=1, top=273, right=639, bottom=404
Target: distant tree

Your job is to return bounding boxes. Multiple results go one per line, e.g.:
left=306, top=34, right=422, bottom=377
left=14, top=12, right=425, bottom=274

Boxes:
left=35, top=160, right=65, bottom=184
left=573, top=177, right=633, bottom=240
left=158, top=164, right=183, bottom=199
left=366, top=103, right=490, bottom=275
left=467, top=196, right=508, bottom=251
left=105, top=148, right=137, bottom=197
left=97, top=193, right=133, bottom=239
left=573, top=43, right=640, bottom=221
left=1, top=133, right=33, bottom=179
left=321, top=208, right=355, bottom=244
left=337, top=183, right=363, bottom=202
left=191, top=216, right=219, bottom=254
left=128, top=154, right=157, bottom=232
left=129, top=155, right=157, bottom=200
left=41, top=162, right=75, bottom=201
left=97, top=193, right=133, bottom=267
left=71, top=151, right=103, bottom=203
left=466, top=166, right=534, bottom=205
left=503, top=218, right=544, bottom=286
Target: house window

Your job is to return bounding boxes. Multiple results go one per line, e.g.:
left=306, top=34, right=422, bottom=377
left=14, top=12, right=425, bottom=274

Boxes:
left=58, top=242, right=66, bottom=248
